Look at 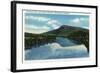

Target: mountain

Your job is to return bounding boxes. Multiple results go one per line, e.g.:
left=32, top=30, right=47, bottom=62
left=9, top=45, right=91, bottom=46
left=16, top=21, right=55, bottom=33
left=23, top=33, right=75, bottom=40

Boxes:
left=25, top=25, right=89, bottom=52
left=43, top=25, right=89, bottom=51
left=42, top=25, right=88, bottom=36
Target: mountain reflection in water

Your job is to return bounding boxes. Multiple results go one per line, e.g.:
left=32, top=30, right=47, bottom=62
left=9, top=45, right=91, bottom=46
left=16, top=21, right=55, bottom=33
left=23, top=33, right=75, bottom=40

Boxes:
left=25, top=37, right=89, bottom=60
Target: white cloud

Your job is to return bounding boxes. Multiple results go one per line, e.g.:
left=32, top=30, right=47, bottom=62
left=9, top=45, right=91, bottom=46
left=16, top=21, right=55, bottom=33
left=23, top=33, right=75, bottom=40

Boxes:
left=25, top=25, right=50, bottom=34
left=72, top=17, right=88, bottom=24
left=25, top=24, right=50, bottom=30
left=80, top=18, right=88, bottom=21
left=80, top=18, right=85, bottom=21
left=47, top=20, right=59, bottom=24
left=25, top=16, right=50, bottom=22
left=47, top=20, right=61, bottom=29
left=25, top=24, right=39, bottom=29
left=25, top=16, right=62, bottom=33
left=25, top=28, right=48, bottom=34
left=26, top=15, right=61, bottom=29
left=41, top=26, right=50, bottom=30
left=51, top=24, right=60, bottom=29
left=72, top=18, right=80, bottom=24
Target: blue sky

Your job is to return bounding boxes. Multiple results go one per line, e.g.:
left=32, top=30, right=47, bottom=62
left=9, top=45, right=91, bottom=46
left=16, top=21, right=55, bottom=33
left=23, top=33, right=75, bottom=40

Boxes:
left=24, top=11, right=89, bottom=34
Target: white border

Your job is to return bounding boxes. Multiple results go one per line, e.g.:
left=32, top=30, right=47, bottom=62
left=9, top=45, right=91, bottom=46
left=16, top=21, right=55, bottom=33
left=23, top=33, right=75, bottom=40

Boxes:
left=16, top=3, right=96, bottom=70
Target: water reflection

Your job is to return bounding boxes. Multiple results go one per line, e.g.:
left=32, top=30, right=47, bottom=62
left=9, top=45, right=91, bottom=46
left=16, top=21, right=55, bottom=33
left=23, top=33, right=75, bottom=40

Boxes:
left=25, top=37, right=89, bottom=60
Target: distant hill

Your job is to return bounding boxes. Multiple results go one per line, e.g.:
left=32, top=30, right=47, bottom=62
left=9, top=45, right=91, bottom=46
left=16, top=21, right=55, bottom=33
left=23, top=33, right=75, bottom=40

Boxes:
left=25, top=25, right=89, bottom=52
left=42, top=25, right=88, bottom=36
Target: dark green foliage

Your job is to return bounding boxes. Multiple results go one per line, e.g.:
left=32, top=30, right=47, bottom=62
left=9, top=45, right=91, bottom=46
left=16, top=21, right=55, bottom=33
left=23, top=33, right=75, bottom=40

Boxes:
left=67, top=30, right=89, bottom=52
left=25, top=33, right=56, bottom=50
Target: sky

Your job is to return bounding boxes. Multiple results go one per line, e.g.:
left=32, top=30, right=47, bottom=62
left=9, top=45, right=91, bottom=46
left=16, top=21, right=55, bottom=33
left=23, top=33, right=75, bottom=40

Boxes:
left=24, top=11, right=89, bottom=34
